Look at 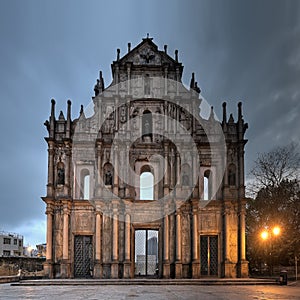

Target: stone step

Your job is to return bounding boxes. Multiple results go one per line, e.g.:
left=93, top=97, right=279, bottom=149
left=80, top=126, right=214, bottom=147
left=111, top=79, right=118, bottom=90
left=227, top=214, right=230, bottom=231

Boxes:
left=11, top=278, right=278, bottom=286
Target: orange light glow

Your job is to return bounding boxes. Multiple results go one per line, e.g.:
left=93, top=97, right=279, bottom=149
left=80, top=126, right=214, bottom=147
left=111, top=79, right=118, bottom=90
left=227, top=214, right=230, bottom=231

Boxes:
left=272, top=226, right=281, bottom=236
left=261, top=230, right=269, bottom=240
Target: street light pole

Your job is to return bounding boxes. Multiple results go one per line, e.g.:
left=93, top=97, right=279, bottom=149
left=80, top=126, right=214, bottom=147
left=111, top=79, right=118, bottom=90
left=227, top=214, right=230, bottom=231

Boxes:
left=260, top=226, right=281, bottom=277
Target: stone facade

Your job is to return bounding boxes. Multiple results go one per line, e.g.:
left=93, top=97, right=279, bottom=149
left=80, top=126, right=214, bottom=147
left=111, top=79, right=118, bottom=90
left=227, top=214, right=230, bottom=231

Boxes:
left=42, top=37, right=248, bottom=279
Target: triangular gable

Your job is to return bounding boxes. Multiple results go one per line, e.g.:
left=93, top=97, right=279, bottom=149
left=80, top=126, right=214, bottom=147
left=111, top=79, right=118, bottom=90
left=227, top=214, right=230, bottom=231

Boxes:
left=116, top=38, right=179, bottom=67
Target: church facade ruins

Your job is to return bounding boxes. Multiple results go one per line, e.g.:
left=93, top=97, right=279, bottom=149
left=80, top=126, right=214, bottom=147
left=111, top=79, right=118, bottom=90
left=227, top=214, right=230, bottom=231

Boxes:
left=42, top=37, right=248, bottom=279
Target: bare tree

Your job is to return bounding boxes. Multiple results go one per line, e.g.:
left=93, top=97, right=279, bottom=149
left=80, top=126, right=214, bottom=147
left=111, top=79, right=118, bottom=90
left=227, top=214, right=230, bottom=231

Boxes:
left=250, top=142, right=300, bottom=192
left=246, top=142, right=300, bottom=274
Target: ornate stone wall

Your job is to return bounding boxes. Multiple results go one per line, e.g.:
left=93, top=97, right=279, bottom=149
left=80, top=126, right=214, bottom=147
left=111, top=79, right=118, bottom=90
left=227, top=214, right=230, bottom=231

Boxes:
left=42, top=37, right=248, bottom=279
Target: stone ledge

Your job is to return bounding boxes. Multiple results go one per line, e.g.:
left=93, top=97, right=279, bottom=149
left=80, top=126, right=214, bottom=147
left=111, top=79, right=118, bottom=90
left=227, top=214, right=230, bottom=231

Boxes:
left=0, top=276, right=19, bottom=284
left=11, top=278, right=278, bottom=286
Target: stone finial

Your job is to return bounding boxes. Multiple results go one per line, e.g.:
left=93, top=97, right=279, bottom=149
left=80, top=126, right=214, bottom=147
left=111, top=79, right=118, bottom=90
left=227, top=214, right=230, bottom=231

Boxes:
left=228, top=113, right=234, bottom=123
left=128, top=42, right=131, bottom=53
left=94, top=71, right=105, bottom=96
left=49, top=99, right=56, bottom=138
left=222, top=102, right=227, bottom=123
left=164, top=45, right=167, bottom=54
left=175, top=49, right=178, bottom=62
left=190, top=72, right=195, bottom=89
left=194, top=82, right=201, bottom=94
left=67, top=100, right=71, bottom=120
left=238, top=102, right=242, bottom=120
left=58, top=110, right=65, bottom=120
left=79, top=104, right=86, bottom=119
left=51, top=99, right=56, bottom=119
left=100, top=71, right=104, bottom=91
left=66, top=100, right=71, bottom=138
left=117, top=48, right=120, bottom=61
left=209, top=106, right=215, bottom=120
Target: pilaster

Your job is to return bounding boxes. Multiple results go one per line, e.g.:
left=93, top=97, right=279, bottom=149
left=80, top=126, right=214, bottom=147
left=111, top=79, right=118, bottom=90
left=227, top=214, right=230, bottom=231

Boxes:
left=44, top=201, right=54, bottom=278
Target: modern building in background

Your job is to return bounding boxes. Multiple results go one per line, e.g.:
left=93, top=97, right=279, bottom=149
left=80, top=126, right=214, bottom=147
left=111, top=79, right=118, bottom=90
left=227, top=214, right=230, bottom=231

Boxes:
left=0, top=231, right=23, bottom=257
left=42, top=37, right=248, bottom=279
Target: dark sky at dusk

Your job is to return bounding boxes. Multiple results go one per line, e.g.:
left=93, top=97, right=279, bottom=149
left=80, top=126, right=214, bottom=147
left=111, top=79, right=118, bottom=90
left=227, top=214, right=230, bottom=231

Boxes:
left=0, top=0, right=299, bottom=247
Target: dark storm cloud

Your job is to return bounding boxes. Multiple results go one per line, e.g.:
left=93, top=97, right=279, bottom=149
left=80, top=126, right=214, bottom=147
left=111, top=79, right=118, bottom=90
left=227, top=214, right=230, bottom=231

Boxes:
left=0, top=0, right=299, bottom=245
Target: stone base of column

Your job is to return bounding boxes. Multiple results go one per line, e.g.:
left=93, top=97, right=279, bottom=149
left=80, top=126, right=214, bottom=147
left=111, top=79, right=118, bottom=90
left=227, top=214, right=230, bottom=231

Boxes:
left=163, top=262, right=170, bottom=278
left=111, top=262, right=119, bottom=279
left=223, top=260, right=237, bottom=278
left=192, top=261, right=200, bottom=278
left=237, top=260, right=249, bottom=278
left=175, top=262, right=182, bottom=278
left=93, top=260, right=102, bottom=279
left=102, top=263, right=111, bottom=279
left=123, top=261, right=132, bottom=279
left=60, top=260, right=71, bottom=278
left=43, top=261, right=53, bottom=279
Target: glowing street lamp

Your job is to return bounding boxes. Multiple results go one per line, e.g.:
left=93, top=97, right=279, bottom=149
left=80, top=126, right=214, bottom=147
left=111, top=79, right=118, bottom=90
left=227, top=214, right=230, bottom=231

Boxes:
left=260, top=226, right=281, bottom=241
left=272, top=226, right=280, bottom=236
left=260, top=226, right=281, bottom=276
left=261, top=230, right=269, bottom=240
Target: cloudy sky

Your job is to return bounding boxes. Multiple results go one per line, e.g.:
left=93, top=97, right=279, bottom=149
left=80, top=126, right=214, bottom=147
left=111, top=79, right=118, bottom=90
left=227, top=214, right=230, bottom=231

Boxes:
left=0, top=0, right=299, bottom=247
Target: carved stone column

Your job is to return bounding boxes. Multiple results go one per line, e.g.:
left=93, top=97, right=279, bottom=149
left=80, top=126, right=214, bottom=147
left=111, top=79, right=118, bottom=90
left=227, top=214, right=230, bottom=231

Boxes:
left=175, top=211, right=182, bottom=278
left=61, top=202, right=70, bottom=278
left=192, top=201, right=200, bottom=278
left=170, top=149, right=175, bottom=189
left=111, top=207, right=119, bottom=278
left=164, top=142, right=169, bottom=195
left=163, top=214, right=170, bottom=278
left=123, top=213, right=131, bottom=278
left=223, top=202, right=236, bottom=278
left=64, top=145, right=71, bottom=196
left=164, top=65, right=168, bottom=96
left=238, top=202, right=248, bottom=277
left=125, top=143, right=131, bottom=198
left=47, top=142, right=55, bottom=197
left=192, top=152, right=199, bottom=198
left=62, top=205, right=69, bottom=260
left=176, top=152, right=180, bottom=192
left=94, top=212, right=102, bottom=278
left=127, top=63, right=131, bottom=95
left=96, top=141, right=102, bottom=197
left=44, top=202, right=54, bottom=278
left=113, top=145, right=119, bottom=195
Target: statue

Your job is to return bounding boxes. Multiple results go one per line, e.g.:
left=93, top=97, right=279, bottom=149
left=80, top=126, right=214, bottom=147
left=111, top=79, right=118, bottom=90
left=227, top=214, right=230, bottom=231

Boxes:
left=182, top=172, right=189, bottom=186
left=57, top=166, right=65, bottom=185
left=105, top=170, right=113, bottom=185
left=144, top=119, right=150, bottom=135
left=228, top=169, right=236, bottom=186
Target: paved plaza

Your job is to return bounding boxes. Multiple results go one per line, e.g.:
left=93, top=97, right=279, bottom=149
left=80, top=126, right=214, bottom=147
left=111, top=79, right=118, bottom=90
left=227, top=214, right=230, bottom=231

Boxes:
left=0, top=283, right=300, bottom=300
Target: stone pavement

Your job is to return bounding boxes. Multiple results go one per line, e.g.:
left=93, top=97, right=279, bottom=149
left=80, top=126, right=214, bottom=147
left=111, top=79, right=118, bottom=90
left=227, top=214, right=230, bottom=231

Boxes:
left=0, top=282, right=300, bottom=300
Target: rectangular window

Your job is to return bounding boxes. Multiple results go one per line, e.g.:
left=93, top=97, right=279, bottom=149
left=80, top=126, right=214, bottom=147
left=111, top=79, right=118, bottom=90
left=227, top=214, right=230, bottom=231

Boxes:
left=14, top=239, right=17, bottom=245
left=3, top=238, right=11, bottom=245
left=19, top=240, right=22, bottom=247
left=3, top=250, right=10, bottom=256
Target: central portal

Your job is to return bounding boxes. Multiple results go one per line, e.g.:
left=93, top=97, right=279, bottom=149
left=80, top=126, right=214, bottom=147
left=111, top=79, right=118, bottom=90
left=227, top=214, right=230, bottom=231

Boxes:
left=135, top=229, right=158, bottom=277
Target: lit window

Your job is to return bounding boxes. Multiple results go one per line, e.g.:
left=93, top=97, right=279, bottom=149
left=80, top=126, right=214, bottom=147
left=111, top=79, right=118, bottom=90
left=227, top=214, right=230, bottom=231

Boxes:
left=204, top=170, right=212, bottom=200
left=80, top=169, right=90, bottom=200
left=140, top=172, right=154, bottom=200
